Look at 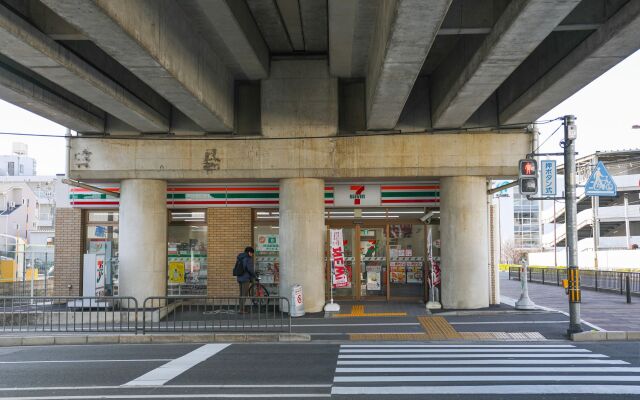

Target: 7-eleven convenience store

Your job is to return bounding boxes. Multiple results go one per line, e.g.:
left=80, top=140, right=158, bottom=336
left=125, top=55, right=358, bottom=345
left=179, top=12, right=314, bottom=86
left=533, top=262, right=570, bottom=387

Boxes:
left=59, top=181, right=451, bottom=310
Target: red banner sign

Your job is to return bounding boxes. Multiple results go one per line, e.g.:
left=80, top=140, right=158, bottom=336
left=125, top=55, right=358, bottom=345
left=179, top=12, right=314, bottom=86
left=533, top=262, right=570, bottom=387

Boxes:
left=330, top=229, right=350, bottom=288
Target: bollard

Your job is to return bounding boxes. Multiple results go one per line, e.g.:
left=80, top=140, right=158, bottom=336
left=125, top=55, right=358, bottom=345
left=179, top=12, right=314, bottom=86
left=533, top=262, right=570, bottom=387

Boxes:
left=626, top=275, right=631, bottom=304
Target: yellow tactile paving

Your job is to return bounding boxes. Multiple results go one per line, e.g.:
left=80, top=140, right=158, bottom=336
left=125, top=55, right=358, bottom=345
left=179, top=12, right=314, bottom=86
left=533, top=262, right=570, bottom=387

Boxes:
left=418, top=316, right=463, bottom=340
left=334, top=304, right=407, bottom=318
left=460, top=332, right=546, bottom=341
left=351, top=305, right=364, bottom=316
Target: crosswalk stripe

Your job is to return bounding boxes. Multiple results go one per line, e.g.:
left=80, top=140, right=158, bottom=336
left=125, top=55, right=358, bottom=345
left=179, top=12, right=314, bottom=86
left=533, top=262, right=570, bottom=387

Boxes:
left=123, top=344, right=230, bottom=387
left=338, top=353, right=608, bottom=359
left=340, top=348, right=590, bottom=353
left=331, top=385, right=640, bottom=395
left=332, top=344, right=640, bottom=397
left=337, top=359, right=628, bottom=365
left=335, top=366, right=640, bottom=373
left=341, top=344, right=576, bottom=348
left=334, top=375, right=640, bottom=383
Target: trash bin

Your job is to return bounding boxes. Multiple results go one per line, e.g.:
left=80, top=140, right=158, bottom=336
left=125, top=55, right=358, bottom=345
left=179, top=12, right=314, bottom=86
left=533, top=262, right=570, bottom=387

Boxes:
left=290, top=284, right=305, bottom=317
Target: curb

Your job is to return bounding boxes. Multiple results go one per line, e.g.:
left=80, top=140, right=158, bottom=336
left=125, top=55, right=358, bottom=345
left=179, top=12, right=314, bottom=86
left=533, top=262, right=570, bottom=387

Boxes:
left=572, top=331, right=640, bottom=342
left=0, top=333, right=310, bottom=347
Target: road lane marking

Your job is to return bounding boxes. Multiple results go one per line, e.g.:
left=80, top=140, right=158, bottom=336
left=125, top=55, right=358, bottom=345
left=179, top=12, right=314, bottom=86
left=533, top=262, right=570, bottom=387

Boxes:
left=332, top=385, right=640, bottom=395
left=0, top=360, right=171, bottom=364
left=122, top=343, right=230, bottom=387
left=449, top=320, right=568, bottom=324
left=337, top=359, right=628, bottom=365
left=334, top=375, right=640, bottom=383
left=0, top=384, right=333, bottom=392
left=500, top=295, right=604, bottom=331
left=341, top=344, right=576, bottom=348
left=338, top=353, right=608, bottom=359
left=0, top=395, right=331, bottom=399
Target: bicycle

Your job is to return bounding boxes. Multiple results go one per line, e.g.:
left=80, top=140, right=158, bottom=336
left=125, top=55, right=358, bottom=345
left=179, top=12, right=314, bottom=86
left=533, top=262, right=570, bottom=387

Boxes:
left=247, top=272, right=271, bottom=307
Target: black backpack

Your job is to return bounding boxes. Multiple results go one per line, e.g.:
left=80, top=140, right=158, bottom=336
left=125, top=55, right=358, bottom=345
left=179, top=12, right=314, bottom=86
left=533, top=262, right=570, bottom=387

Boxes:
left=232, top=257, right=245, bottom=276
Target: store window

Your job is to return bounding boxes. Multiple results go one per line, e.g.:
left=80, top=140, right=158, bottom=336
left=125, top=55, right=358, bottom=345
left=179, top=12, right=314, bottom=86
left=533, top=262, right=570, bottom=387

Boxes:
left=168, top=211, right=207, bottom=296
left=85, top=210, right=119, bottom=295
left=388, top=224, right=427, bottom=297
left=253, top=224, right=280, bottom=297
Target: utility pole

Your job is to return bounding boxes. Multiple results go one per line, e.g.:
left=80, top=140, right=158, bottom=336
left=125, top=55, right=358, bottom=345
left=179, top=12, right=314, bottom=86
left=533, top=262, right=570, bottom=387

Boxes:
left=592, top=153, right=600, bottom=269
left=563, top=115, right=583, bottom=335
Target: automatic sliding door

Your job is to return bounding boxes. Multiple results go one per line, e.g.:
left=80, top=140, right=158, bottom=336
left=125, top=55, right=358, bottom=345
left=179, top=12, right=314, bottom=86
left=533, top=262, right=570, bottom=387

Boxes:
left=359, top=227, right=387, bottom=298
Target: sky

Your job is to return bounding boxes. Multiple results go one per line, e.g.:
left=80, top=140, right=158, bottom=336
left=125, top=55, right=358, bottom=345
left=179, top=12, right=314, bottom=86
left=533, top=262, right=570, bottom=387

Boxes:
left=0, top=50, right=639, bottom=175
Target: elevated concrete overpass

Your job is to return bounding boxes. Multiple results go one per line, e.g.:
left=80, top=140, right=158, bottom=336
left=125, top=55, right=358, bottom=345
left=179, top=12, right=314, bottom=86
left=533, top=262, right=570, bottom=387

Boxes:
left=0, top=0, right=639, bottom=311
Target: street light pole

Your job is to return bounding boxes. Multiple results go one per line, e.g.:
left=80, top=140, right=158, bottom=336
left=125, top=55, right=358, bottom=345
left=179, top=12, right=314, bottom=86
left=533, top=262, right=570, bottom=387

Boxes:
left=563, top=115, right=583, bottom=335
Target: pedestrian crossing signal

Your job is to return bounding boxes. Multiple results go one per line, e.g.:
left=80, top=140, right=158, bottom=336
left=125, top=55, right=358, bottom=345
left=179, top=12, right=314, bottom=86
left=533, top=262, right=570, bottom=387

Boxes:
left=519, top=159, right=537, bottom=177
left=518, top=159, right=538, bottom=195
left=519, top=177, right=538, bottom=195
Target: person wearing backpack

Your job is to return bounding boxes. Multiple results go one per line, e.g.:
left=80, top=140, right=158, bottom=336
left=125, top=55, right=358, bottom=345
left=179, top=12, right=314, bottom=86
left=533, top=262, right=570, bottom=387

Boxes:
left=234, top=246, right=255, bottom=313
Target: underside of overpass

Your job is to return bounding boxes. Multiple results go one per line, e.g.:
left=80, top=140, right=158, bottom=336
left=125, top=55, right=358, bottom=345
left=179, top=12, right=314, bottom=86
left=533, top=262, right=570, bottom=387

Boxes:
left=1, top=0, right=639, bottom=311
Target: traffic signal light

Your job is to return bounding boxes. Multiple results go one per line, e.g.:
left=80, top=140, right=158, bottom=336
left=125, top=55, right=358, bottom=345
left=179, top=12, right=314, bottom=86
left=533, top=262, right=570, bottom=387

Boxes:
left=518, top=159, right=538, bottom=195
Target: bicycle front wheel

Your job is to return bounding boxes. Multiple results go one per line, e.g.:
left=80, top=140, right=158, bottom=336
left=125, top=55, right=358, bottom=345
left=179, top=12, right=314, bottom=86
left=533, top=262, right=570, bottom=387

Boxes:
left=248, top=283, right=270, bottom=307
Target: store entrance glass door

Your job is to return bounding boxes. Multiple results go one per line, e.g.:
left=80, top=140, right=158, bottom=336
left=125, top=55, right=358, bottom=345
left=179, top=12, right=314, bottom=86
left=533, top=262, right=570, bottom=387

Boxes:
left=328, top=224, right=388, bottom=300
left=359, top=226, right=387, bottom=299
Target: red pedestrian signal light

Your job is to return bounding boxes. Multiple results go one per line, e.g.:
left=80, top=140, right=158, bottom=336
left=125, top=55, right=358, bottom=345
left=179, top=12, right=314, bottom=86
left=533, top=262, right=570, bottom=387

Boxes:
left=518, top=159, right=538, bottom=195
left=519, top=159, right=537, bottom=178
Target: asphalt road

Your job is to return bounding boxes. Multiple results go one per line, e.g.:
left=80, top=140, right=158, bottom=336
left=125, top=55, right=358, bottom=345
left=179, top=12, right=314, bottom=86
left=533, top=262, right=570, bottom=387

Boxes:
left=2, top=341, right=640, bottom=399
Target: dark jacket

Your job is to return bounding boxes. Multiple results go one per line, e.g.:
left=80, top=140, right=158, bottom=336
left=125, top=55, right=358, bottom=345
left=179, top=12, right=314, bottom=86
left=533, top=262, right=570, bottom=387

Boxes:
left=236, top=252, right=255, bottom=283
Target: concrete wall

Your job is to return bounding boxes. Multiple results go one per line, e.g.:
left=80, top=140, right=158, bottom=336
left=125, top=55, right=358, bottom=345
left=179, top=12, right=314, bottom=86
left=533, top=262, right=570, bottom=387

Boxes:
left=206, top=208, right=253, bottom=297
left=261, top=59, right=338, bottom=137
left=69, top=132, right=531, bottom=180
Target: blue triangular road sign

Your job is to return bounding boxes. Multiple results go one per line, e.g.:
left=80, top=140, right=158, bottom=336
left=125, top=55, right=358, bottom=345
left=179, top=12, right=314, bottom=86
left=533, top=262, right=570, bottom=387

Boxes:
left=585, top=161, right=617, bottom=196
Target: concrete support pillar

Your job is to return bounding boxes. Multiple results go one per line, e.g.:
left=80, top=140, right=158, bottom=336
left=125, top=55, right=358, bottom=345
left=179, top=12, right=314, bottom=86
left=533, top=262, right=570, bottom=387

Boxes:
left=440, top=176, right=489, bottom=309
left=118, top=179, right=167, bottom=304
left=279, top=178, right=325, bottom=313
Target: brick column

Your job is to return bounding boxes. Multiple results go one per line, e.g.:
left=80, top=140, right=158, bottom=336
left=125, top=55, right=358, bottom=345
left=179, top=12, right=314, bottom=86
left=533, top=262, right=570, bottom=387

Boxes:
left=53, top=208, right=84, bottom=296
left=207, top=208, right=253, bottom=297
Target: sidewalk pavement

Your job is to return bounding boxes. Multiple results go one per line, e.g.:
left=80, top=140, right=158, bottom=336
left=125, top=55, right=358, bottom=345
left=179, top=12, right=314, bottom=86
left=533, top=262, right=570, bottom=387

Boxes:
left=500, top=271, right=640, bottom=331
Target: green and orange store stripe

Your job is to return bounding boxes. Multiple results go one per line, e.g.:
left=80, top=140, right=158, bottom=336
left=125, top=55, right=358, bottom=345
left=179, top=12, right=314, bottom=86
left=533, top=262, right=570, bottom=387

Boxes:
left=70, top=183, right=439, bottom=208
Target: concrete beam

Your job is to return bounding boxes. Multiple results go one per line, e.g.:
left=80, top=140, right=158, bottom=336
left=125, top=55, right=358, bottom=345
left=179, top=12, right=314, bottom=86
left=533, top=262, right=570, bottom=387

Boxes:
left=68, top=131, right=531, bottom=181
left=42, top=0, right=234, bottom=132
left=246, top=0, right=292, bottom=53
left=300, top=0, right=328, bottom=52
left=328, top=0, right=357, bottom=77
left=366, top=0, right=451, bottom=130
left=431, top=0, right=580, bottom=128
left=0, top=64, right=103, bottom=132
left=276, top=0, right=305, bottom=51
left=0, top=4, right=167, bottom=132
left=181, top=0, right=269, bottom=79
left=500, top=0, right=640, bottom=125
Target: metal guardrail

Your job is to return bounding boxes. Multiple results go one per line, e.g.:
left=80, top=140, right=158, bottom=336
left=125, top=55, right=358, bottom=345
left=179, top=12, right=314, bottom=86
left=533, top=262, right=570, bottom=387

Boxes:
left=509, top=266, right=640, bottom=296
left=0, top=296, right=138, bottom=333
left=0, top=296, right=292, bottom=334
left=142, top=296, right=292, bottom=334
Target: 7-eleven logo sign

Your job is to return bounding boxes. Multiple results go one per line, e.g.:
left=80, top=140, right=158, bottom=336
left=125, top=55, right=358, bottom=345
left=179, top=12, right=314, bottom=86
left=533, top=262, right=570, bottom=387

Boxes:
left=349, top=185, right=366, bottom=205
left=335, top=184, right=381, bottom=207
